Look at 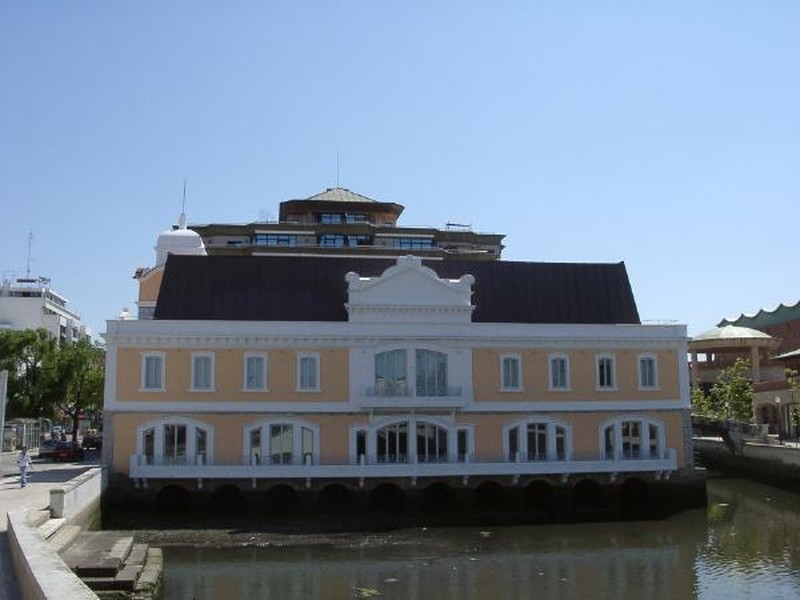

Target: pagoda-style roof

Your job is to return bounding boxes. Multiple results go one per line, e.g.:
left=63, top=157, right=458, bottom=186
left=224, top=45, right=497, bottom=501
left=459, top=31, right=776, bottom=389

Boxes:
left=719, top=301, right=800, bottom=329
left=304, top=187, right=382, bottom=203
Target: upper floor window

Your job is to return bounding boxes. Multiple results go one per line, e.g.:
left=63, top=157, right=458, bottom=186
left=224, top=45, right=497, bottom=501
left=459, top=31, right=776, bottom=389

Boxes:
left=638, top=354, right=658, bottom=389
left=319, top=234, right=345, bottom=247
left=549, top=354, right=570, bottom=390
left=191, top=352, right=215, bottom=391
left=416, top=349, right=447, bottom=396
left=297, top=353, right=320, bottom=391
left=374, top=349, right=408, bottom=396
left=500, top=354, right=522, bottom=391
left=319, top=213, right=343, bottom=224
left=348, top=234, right=369, bottom=247
left=244, top=353, right=268, bottom=391
left=392, top=237, right=435, bottom=250
left=253, top=233, right=297, bottom=247
left=345, top=213, right=368, bottom=223
left=596, top=355, right=616, bottom=390
left=141, top=352, right=165, bottom=391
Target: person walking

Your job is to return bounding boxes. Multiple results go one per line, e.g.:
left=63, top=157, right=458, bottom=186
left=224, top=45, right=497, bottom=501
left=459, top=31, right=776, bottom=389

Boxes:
left=17, top=446, right=32, bottom=488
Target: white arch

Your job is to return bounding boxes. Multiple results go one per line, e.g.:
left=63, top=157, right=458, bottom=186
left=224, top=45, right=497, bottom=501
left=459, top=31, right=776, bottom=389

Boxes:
left=242, top=417, right=320, bottom=466
left=599, top=415, right=666, bottom=460
left=352, top=414, right=466, bottom=464
left=135, top=416, right=214, bottom=465
left=502, top=416, right=573, bottom=462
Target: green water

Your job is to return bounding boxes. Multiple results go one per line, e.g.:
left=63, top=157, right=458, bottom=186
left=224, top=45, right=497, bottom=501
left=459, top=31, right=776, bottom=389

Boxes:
left=161, top=478, right=800, bottom=599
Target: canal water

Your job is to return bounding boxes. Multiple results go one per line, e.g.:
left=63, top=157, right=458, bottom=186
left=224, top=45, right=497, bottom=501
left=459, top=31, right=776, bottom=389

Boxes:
left=160, top=478, right=800, bottom=599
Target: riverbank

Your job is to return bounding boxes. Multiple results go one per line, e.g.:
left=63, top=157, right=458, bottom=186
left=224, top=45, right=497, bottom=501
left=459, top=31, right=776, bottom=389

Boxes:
left=695, top=437, right=800, bottom=493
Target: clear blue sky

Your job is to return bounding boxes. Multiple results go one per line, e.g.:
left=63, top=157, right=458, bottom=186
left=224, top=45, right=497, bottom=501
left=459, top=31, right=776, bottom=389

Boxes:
left=1, top=2, right=798, bottom=339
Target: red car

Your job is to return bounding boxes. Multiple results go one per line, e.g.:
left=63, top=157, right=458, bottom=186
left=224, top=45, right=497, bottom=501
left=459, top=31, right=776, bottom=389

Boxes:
left=52, top=442, right=85, bottom=462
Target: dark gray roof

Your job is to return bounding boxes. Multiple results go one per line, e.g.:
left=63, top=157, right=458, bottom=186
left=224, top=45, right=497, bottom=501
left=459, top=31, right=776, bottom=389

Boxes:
left=154, top=255, right=641, bottom=324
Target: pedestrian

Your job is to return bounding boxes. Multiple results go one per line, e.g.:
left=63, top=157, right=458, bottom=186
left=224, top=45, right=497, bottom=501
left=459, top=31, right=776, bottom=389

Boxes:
left=17, top=446, right=32, bottom=488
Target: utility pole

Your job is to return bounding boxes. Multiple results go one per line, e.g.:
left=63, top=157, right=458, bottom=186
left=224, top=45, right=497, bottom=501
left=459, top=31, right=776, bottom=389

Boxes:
left=0, top=370, right=8, bottom=452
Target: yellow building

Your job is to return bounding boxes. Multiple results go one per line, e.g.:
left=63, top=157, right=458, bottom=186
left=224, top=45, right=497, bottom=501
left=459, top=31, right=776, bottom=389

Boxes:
left=103, top=201, right=696, bottom=512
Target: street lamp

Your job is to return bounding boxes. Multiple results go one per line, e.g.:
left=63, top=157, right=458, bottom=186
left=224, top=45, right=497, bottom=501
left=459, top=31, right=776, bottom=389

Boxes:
left=775, top=397, right=782, bottom=443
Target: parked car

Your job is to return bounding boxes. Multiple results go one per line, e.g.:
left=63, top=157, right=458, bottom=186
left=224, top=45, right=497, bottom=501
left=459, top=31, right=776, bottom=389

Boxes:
left=52, top=441, right=85, bottom=462
left=81, top=433, right=102, bottom=450
left=38, top=439, right=58, bottom=459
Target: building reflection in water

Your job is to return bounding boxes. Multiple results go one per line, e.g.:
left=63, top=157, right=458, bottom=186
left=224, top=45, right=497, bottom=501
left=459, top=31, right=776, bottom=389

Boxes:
left=163, top=515, right=704, bottom=600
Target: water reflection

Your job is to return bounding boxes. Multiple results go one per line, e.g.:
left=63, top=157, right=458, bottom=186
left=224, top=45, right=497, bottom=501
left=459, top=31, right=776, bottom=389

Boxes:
left=162, top=479, right=800, bottom=600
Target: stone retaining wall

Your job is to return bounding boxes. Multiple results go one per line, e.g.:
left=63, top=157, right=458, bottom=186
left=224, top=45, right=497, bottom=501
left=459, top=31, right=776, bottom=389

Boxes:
left=6, top=468, right=106, bottom=600
left=6, top=510, right=96, bottom=600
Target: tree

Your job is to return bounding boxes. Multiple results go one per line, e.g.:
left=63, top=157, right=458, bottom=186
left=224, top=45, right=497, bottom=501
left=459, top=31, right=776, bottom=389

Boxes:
left=785, top=368, right=800, bottom=438
left=691, top=385, right=714, bottom=416
left=709, top=358, right=754, bottom=423
left=51, top=339, right=105, bottom=440
left=0, top=329, right=58, bottom=419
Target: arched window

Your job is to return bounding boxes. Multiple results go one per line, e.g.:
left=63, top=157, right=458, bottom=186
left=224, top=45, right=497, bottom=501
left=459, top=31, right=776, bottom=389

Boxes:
left=357, top=416, right=465, bottom=465
left=601, top=417, right=665, bottom=460
left=504, top=418, right=571, bottom=462
left=136, top=417, right=213, bottom=466
left=243, top=419, right=319, bottom=466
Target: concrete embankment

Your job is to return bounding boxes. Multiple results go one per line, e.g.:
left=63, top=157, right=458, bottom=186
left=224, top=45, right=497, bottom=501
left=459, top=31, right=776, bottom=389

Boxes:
left=695, top=438, right=800, bottom=493
left=2, top=458, right=160, bottom=600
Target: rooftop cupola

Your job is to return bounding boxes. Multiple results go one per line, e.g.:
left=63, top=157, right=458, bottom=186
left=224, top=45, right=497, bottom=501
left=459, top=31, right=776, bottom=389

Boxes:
left=155, top=211, right=207, bottom=266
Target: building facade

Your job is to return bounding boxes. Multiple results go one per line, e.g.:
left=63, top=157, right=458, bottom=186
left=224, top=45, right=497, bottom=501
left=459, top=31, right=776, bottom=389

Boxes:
left=104, top=207, right=694, bottom=507
left=190, top=187, right=505, bottom=261
left=0, top=276, right=89, bottom=343
left=691, top=303, right=800, bottom=438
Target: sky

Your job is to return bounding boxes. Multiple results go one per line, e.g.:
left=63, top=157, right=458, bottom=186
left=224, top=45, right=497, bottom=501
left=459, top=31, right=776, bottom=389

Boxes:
left=1, top=2, right=798, bottom=339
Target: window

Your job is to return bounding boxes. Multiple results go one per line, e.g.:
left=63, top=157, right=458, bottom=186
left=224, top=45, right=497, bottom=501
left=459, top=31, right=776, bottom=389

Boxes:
left=416, top=422, right=448, bottom=463
left=135, top=417, right=213, bottom=467
left=527, top=423, right=548, bottom=460
left=416, top=349, right=448, bottom=396
left=244, top=353, right=268, bottom=391
left=500, top=354, right=522, bottom=390
left=602, top=418, right=664, bottom=460
left=319, top=212, right=343, bottom=224
left=253, top=233, right=296, bottom=246
left=596, top=355, right=616, bottom=390
left=297, top=353, right=320, bottom=391
left=374, top=349, right=408, bottom=396
left=392, top=237, right=435, bottom=250
left=348, top=234, right=369, bottom=247
left=270, top=424, right=293, bottom=464
left=457, top=429, right=469, bottom=462
left=377, top=422, right=409, bottom=463
left=345, top=213, right=368, bottom=223
left=142, top=352, right=165, bottom=391
left=191, top=353, right=214, bottom=391
left=245, top=420, right=318, bottom=466
left=319, top=234, right=345, bottom=247
left=638, top=354, right=658, bottom=389
left=549, top=355, right=570, bottom=390
left=506, top=419, right=570, bottom=462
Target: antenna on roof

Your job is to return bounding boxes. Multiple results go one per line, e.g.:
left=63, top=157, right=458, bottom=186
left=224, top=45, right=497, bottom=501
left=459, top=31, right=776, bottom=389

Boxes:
left=336, top=150, right=340, bottom=188
left=26, top=231, right=33, bottom=278
left=178, top=179, right=188, bottom=229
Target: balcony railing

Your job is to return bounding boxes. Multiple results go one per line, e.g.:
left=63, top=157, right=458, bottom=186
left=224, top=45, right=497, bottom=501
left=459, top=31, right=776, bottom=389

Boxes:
left=360, top=384, right=466, bottom=408
left=128, top=448, right=677, bottom=482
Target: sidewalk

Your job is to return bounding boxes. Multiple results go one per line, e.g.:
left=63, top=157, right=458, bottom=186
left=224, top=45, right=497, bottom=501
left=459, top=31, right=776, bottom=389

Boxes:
left=0, top=451, right=98, bottom=600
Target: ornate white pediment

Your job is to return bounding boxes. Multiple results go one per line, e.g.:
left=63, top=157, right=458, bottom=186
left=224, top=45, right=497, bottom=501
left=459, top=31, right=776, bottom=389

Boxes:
left=345, top=255, right=475, bottom=323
